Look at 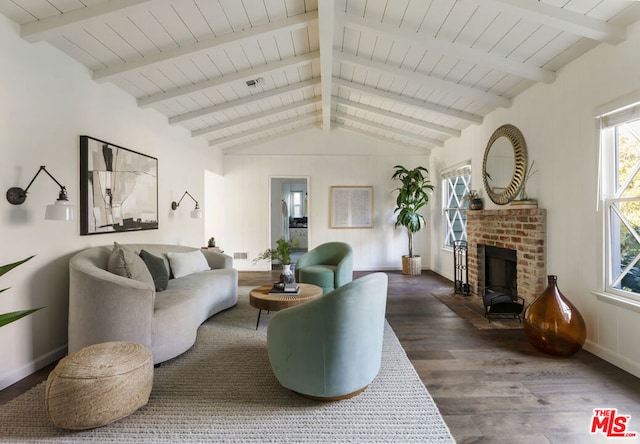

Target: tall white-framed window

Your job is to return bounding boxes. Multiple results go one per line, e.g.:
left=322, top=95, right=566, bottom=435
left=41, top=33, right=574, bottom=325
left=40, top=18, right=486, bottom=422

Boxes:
left=291, top=191, right=303, bottom=218
left=442, top=164, right=471, bottom=249
left=598, top=99, right=640, bottom=302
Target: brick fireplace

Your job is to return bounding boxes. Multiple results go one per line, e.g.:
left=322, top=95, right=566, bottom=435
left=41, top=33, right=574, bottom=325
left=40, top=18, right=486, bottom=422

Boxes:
left=466, top=208, right=546, bottom=306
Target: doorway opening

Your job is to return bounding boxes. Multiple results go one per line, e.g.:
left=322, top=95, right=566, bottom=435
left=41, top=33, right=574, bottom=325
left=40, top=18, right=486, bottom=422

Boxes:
left=270, top=177, right=309, bottom=270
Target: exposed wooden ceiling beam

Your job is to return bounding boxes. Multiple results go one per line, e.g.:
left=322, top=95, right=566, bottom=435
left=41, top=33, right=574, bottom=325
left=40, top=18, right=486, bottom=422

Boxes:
left=334, top=111, right=444, bottom=147
left=483, top=0, right=626, bottom=44
left=333, top=78, right=483, bottom=125
left=209, top=111, right=322, bottom=147
left=337, top=52, right=512, bottom=108
left=332, top=121, right=432, bottom=152
left=339, top=12, right=555, bottom=84
left=221, top=123, right=319, bottom=154
left=21, top=0, right=153, bottom=43
left=318, top=0, right=334, bottom=131
left=333, top=97, right=460, bottom=138
left=192, top=98, right=320, bottom=137
left=169, top=78, right=321, bottom=125
left=139, top=51, right=319, bottom=108
left=93, top=11, right=318, bottom=82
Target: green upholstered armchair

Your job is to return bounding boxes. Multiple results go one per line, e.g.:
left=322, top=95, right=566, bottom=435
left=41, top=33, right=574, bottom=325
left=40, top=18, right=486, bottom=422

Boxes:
left=294, top=242, right=353, bottom=294
left=267, top=272, right=388, bottom=400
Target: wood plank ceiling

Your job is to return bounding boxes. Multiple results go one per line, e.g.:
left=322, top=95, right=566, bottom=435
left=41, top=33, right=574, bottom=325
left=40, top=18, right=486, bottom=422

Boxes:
left=2, top=0, right=640, bottom=153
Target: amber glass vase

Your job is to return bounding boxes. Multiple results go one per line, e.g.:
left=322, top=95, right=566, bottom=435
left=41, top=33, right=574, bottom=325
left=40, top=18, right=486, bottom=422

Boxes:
left=523, top=275, right=586, bottom=356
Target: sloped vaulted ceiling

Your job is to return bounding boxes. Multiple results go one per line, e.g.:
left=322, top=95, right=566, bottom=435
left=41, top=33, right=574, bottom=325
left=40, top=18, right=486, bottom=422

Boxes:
left=2, top=0, right=640, bottom=154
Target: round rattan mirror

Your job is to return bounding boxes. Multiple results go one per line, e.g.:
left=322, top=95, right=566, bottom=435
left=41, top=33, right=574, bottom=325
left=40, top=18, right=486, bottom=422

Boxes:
left=482, top=124, right=527, bottom=205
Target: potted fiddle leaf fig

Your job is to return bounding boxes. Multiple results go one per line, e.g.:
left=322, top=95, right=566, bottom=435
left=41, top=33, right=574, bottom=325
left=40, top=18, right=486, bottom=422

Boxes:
left=1, top=255, right=44, bottom=328
left=391, top=165, right=434, bottom=275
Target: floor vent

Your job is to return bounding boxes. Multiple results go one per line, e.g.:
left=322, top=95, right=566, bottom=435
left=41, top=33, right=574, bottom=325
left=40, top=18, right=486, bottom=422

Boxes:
left=234, top=252, right=248, bottom=260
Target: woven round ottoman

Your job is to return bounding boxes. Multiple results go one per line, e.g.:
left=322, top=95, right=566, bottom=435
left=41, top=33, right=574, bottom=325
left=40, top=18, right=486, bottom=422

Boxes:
left=45, top=341, right=153, bottom=430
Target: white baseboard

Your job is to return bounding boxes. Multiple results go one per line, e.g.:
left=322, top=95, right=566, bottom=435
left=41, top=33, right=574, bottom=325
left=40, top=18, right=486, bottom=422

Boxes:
left=430, top=266, right=453, bottom=282
left=583, top=340, right=640, bottom=379
left=0, top=344, right=67, bottom=391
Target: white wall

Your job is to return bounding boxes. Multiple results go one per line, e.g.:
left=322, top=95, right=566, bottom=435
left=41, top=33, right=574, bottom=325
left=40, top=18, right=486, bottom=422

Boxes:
left=221, top=128, right=431, bottom=271
left=429, top=21, right=640, bottom=378
left=0, top=15, right=223, bottom=389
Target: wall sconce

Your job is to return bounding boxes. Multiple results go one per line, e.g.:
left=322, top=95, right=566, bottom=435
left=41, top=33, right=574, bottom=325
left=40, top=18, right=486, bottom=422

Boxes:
left=171, top=191, right=202, bottom=219
left=6, top=165, right=76, bottom=220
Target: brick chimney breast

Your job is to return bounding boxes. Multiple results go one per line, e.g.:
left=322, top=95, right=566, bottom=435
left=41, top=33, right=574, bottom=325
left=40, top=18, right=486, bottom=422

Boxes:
left=466, top=208, right=546, bottom=306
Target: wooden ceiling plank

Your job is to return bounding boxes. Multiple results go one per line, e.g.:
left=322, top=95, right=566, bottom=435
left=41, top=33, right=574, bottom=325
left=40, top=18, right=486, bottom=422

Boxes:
left=334, top=110, right=444, bottom=147
left=334, top=97, right=459, bottom=138
left=138, top=51, right=319, bottom=108
left=318, top=0, right=334, bottom=131
left=210, top=111, right=321, bottom=146
left=220, top=122, right=318, bottom=154
left=332, top=121, right=432, bottom=153
left=339, top=12, right=555, bottom=84
left=484, top=0, right=626, bottom=44
left=93, top=11, right=318, bottom=82
left=169, top=78, right=320, bottom=124
left=337, top=52, right=512, bottom=108
left=21, top=0, right=153, bottom=43
left=333, top=79, right=483, bottom=124
left=192, top=97, right=320, bottom=137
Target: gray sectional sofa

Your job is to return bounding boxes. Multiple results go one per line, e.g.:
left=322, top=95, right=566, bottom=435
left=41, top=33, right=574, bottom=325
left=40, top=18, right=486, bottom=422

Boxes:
left=68, top=244, right=238, bottom=364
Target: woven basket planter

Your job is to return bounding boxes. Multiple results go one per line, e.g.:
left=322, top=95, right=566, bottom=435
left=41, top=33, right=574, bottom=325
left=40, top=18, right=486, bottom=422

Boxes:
left=402, top=256, right=422, bottom=275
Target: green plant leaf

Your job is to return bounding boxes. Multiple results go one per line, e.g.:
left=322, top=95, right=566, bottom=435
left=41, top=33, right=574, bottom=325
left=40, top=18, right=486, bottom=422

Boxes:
left=1, top=255, right=44, bottom=329
left=0, top=256, right=35, bottom=278
left=0, top=308, right=44, bottom=328
left=252, top=237, right=298, bottom=265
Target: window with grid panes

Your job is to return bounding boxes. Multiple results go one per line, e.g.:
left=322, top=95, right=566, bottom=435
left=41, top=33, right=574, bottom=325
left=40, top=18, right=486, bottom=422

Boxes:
left=442, top=165, right=471, bottom=249
left=598, top=101, right=640, bottom=302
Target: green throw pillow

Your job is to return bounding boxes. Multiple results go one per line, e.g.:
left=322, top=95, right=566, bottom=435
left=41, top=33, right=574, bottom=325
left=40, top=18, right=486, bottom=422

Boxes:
left=139, top=249, right=169, bottom=292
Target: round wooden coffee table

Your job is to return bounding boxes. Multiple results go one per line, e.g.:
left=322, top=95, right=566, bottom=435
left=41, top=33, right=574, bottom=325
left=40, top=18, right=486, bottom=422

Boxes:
left=249, top=283, right=323, bottom=329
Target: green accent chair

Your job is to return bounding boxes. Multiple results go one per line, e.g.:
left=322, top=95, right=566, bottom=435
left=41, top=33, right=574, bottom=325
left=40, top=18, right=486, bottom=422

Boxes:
left=267, top=272, right=388, bottom=400
left=294, top=242, right=353, bottom=294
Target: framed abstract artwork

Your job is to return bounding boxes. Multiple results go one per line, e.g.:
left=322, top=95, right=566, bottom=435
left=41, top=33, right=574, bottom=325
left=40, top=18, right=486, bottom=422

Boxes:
left=329, top=186, right=374, bottom=228
left=80, top=135, right=158, bottom=235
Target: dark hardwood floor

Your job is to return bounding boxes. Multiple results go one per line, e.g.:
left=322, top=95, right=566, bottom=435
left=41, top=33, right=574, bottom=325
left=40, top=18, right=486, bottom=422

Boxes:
left=2, top=270, right=639, bottom=443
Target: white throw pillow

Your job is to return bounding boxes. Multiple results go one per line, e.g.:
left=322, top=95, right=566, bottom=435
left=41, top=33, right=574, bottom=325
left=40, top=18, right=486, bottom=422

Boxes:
left=167, top=250, right=210, bottom=278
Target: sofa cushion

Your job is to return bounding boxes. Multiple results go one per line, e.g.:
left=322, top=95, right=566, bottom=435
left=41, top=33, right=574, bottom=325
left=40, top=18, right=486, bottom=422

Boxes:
left=107, top=243, right=154, bottom=287
left=139, top=249, right=169, bottom=292
left=167, top=250, right=210, bottom=278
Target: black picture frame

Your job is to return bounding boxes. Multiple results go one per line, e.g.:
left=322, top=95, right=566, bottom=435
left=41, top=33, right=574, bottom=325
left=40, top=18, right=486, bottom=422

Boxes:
left=80, top=135, right=158, bottom=235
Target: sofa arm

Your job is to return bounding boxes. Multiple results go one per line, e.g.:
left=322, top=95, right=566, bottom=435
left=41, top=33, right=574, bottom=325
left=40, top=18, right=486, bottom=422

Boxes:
left=68, top=264, right=155, bottom=354
left=201, top=250, right=233, bottom=269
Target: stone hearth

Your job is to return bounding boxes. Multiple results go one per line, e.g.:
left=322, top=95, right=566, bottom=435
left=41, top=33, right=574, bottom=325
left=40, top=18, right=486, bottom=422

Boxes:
left=466, top=208, right=546, bottom=306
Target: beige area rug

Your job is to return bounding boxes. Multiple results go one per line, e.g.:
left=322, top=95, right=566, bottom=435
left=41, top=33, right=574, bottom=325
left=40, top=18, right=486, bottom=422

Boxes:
left=0, top=287, right=454, bottom=443
left=432, top=288, right=524, bottom=330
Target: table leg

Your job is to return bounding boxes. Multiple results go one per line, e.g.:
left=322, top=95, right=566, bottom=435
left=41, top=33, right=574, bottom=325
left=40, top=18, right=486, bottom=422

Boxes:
left=255, top=309, right=262, bottom=330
